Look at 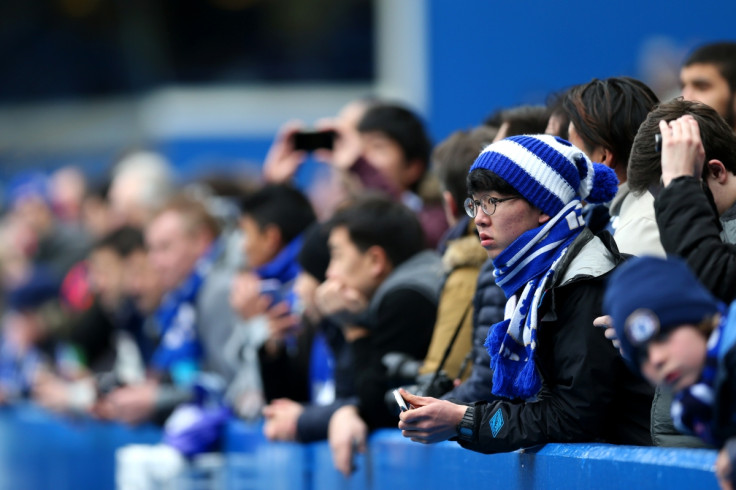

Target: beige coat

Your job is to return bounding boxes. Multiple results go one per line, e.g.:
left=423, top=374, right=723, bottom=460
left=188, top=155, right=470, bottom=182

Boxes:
left=610, top=182, right=666, bottom=257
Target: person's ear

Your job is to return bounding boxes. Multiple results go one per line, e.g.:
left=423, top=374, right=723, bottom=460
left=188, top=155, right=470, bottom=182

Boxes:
left=366, top=245, right=390, bottom=278
left=442, top=190, right=457, bottom=220
left=597, top=147, right=615, bottom=168
left=706, top=159, right=728, bottom=184
left=538, top=212, right=551, bottom=225
left=263, top=225, right=284, bottom=257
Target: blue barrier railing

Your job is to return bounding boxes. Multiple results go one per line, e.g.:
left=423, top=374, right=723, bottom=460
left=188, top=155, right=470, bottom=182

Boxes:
left=0, top=404, right=720, bottom=489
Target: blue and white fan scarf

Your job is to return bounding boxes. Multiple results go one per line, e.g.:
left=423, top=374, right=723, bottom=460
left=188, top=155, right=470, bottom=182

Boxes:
left=485, top=199, right=585, bottom=400
left=671, top=307, right=727, bottom=446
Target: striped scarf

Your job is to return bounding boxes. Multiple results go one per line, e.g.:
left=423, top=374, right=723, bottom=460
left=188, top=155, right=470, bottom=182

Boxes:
left=485, top=199, right=585, bottom=399
left=671, top=307, right=727, bottom=446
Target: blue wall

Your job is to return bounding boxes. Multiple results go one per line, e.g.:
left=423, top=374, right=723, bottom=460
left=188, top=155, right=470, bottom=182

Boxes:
left=427, top=0, right=736, bottom=142
left=0, top=404, right=720, bottom=489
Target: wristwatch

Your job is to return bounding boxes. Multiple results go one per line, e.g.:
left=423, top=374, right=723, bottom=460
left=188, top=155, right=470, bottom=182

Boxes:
left=456, top=406, right=475, bottom=442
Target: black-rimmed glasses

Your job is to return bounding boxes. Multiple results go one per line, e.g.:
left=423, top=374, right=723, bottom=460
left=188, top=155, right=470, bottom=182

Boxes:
left=463, top=196, right=519, bottom=218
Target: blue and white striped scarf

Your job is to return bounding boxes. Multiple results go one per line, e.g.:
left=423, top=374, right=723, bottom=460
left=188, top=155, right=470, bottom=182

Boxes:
left=671, top=307, right=727, bottom=446
left=485, top=199, right=585, bottom=400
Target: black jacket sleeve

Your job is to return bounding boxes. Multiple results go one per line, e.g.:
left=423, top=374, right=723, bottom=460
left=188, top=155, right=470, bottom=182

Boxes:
left=655, top=176, right=736, bottom=302
left=457, top=278, right=652, bottom=454
left=295, top=397, right=356, bottom=442
left=353, top=288, right=436, bottom=430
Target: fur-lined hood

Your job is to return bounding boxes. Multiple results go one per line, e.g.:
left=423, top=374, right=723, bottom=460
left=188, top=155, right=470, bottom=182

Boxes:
left=442, top=233, right=488, bottom=272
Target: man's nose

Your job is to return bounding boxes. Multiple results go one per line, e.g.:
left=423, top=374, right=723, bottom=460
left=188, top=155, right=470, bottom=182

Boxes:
left=681, top=85, right=694, bottom=101
left=474, top=210, right=490, bottom=227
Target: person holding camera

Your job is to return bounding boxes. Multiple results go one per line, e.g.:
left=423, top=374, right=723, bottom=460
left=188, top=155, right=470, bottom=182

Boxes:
left=262, top=100, right=449, bottom=248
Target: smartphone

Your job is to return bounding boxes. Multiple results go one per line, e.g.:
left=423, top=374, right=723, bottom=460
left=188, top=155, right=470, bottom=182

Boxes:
left=292, top=130, right=336, bottom=152
left=259, top=279, right=283, bottom=305
left=393, top=389, right=409, bottom=412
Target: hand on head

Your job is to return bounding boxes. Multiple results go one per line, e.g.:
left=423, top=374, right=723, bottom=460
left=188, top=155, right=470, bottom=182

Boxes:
left=659, top=115, right=705, bottom=187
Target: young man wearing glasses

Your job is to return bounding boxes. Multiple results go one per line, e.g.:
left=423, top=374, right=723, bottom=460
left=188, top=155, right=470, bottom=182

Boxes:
left=398, top=134, right=653, bottom=453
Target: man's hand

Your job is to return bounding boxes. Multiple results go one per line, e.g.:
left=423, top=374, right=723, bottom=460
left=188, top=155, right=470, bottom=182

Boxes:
left=262, top=398, right=304, bottom=441
left=593, top=314, right=622, bottom=352
left=717, top=440, right=736, bottom=490
left=310, top=116, right=364, bottom=170
left=262, top=121, right=308, bottom=184
left=265, top=301, right=301, bottom=342
left=397, top=388, right=467, bottom=444
left=659, top=116, right=706, bottom=187
left=101, top=382, right=158, bottom=425
left=314, top=279, right=368, bottom=317
left=230, top=272, right=271, bottom=320
left=33, top=371, right=72, bottom=412
left=328, top=405, right=368, bottom=477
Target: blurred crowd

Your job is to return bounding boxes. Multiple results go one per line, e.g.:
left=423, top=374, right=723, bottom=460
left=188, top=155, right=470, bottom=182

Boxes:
left=2, top=40, right=736, bottom=489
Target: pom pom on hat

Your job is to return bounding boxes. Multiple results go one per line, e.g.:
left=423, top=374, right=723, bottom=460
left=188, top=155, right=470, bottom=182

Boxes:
left=469, top=134, right=618, bottom=216
left=603, top=256, right=720, bottom=371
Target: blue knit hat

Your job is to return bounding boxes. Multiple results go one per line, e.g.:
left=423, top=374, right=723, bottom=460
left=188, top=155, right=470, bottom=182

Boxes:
left=6, top=267, right=60, bottom=312
left=603, top=256, right=720, bottom=370
left=468, top=134, right=618, bottom=216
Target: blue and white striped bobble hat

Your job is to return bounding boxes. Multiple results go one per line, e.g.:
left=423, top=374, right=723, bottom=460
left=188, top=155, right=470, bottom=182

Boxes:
left=468, top=134, right=619, bottom=217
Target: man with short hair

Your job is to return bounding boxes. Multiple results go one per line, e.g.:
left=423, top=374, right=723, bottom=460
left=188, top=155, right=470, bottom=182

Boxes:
left=680, top=42, right=736, bottom=133
left=106, top=195, right=237, bottom=425
left=320, top=196, right=443, bottom=475
left=628, top=98, right=736, bottom=302
left=397, top=135, right=653, bottom=454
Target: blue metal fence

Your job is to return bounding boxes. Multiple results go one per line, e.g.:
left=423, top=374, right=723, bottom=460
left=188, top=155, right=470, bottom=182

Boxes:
left=0, top=404, right=720, bottom=489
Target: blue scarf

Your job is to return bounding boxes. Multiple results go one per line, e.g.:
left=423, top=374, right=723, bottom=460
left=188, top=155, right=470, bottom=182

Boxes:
left=255, top=234, right=303, bottom=284
left=671, top=307, right=727, bottom=446
left=0, top=338, right=41, bottom=399
left=485, top=200, right=585, bottom=400
left=152, top=239, right=223, bottom=387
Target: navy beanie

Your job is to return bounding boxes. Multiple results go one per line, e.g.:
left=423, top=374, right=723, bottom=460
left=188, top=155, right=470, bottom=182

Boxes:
left=6, top=268, right=60, bottom=312
left=603, top=256, right=719, bottom=370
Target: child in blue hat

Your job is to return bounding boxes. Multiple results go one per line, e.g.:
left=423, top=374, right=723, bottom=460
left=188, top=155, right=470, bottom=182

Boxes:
left=604, top=255, right=736, bottom=489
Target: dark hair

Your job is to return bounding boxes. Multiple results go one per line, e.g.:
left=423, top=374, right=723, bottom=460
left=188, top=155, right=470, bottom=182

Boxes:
left=483, top=108, right=504, bottom=129
left=466, top=168, right=524, bottom=199
left=628, top=98, right=736, bottom=194
left=684, top=42, right=736, bottom=92
left=239, top=184, right=316, bottom=244
left=432, top=126, right=497, bottom=214
left=94, top=226, right=145, bottom=257
left=562, top=77, right=659, bottom=170
left=498, top=105, right=551, bottom=137
left=357, top=102, right=432, bottom=171
left=297, top=222, right=331, bottom=283
left=546, top=88, right=572, bottom=140
left=327, top=195, right=425, bottom=267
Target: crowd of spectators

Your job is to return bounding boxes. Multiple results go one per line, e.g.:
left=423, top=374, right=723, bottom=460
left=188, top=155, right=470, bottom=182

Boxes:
left=2, top=40, right=736, bottom=489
